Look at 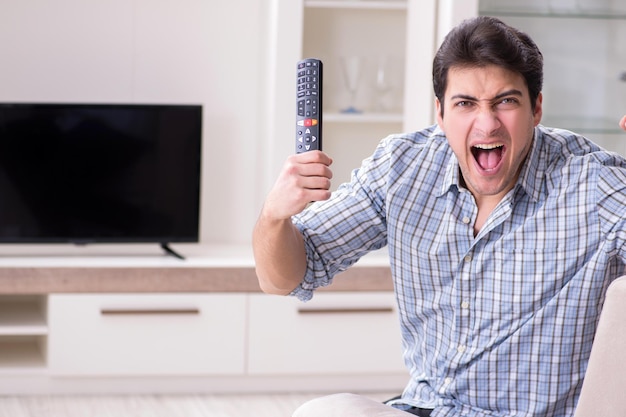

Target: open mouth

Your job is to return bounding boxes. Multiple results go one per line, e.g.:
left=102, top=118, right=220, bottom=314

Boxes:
left=472, top=143, right=504, bottom=171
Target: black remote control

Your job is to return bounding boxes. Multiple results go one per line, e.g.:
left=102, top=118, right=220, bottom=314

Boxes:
left=296, top=58, right=323, bottom=153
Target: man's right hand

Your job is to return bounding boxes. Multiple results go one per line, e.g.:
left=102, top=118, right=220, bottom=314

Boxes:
left=262, top=150, right=333, bottom=221
left=252, top=150, right=333, bottom=295
left=620, top=115, right=626, bottom=131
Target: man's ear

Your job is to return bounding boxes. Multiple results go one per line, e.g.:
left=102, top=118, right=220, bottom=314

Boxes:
left=533, top=92, right=543, bottom=126
left=435, top=98, right=443, bottom=128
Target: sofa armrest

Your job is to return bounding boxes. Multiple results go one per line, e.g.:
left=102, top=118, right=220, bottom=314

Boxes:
left=574, top=275, right=626, bottom=417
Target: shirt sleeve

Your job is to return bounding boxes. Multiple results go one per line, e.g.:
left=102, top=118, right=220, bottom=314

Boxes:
left=289, top=135, right=393, bottom=301
left=596, top=157, right=626, bottom=263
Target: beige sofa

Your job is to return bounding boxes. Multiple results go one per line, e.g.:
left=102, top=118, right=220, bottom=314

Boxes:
left=574, top=275, right=626, bottom=416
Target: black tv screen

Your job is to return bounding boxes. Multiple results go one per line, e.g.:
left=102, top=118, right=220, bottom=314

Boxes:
left=0, top=103, right=202, bottom=244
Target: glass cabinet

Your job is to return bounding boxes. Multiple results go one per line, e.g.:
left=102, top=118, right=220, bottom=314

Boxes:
left=479, top=0, right=626, bottom=154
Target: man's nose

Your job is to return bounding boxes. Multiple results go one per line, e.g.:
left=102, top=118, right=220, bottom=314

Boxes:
left=474, top=107, right=502, bottom=136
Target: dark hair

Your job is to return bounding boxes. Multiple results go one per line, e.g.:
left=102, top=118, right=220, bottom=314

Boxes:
left=432, top=16, right=543, bottom=116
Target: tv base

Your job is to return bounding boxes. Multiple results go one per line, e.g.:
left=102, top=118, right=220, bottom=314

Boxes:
left=160, top=243, right=185, bottom=260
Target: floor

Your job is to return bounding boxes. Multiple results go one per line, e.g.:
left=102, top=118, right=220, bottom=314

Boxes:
left=0, top=392, right=396, bottom=417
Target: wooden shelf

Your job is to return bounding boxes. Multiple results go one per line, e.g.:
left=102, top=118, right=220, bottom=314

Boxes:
left=324, top=112, right=403, bottom=123
left=305, top=0, right=407, bottom=10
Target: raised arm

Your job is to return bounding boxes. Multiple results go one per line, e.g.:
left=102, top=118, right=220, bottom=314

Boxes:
left=252, top=151, right=333, bottom=295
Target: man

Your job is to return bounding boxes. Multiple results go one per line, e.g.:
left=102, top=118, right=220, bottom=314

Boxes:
left=253, top=15, right=626, bottom=417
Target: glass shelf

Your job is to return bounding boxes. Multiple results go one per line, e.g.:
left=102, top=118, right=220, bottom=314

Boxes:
left=480, top=9, right=626, bottom=20
left=542, top=116, right=626, bottom=135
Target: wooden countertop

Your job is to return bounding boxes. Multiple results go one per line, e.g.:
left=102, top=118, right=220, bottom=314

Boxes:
left=0, top=244, right=393, bottom=294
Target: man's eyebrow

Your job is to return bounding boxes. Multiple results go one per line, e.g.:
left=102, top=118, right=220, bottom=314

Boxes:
left=450, top=89, right=524, bottom=102
left=450, top=94, right=477, bottom=101
left=493, top=89, right=523, bottom=100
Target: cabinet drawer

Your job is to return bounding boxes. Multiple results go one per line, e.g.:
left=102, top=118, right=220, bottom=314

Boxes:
left=48, top=294, right=246, bottom=376
left=248, top=292, right=407, bottom=375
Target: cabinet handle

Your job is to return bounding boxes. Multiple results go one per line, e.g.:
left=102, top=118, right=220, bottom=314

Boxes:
left=297, top=307, right=394, bottom=315
left=100, top=308, right=200, bottom=315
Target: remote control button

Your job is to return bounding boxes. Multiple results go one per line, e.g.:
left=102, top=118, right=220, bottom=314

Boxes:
left=296, top=119, right=318, bottom=127
left=298, top=100, right=305, bottom=116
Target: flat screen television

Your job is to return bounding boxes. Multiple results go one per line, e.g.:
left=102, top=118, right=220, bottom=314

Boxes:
left=0, top=103, right=202, bottom=255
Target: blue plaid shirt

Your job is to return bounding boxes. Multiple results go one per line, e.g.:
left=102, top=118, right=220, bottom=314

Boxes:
left=291, top=124, right=626, bottom=417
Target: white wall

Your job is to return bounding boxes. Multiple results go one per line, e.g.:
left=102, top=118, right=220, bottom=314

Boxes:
left=0, top=0, right=268, bottom=244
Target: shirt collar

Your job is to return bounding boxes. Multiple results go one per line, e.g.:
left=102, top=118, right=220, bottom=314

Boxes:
left=515, top=126, right=548, bottom=203
left=437, top=126, right=548, bottom=203
left=438, top=151, right=461, bottom=197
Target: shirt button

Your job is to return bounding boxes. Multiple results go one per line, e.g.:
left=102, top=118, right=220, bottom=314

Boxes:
left=462, top=216, right=470, bottom=224
left=461, top=301, right=470, bottom=309
left=458, top=345, right=467, bottom=353
left=464, top=255, right=472, bottom=263
left=439, top=377, right=453, bottom=394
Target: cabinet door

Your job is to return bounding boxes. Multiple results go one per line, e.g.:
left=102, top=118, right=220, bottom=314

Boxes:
left=48, top=294, right=246, bottom=376
left=248, top=292, right=407, bottom=375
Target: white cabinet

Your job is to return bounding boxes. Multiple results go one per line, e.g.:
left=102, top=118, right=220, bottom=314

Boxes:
left=48, top=294, right=247, bottom=376
left=262, top=0, right=440, bottom=193
left=302, top=2, right=407, bottom=186
left=248, top=292, right=406, bottom=375
left=0, top=290, right=407, bottom=392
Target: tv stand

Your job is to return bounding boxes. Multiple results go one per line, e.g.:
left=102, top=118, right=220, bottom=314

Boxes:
left=160, top=243, right=185, bottom=260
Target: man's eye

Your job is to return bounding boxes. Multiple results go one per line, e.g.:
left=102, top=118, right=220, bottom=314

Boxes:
left=498, top=97, right=519, bottom=107
left=456, top=101, right=473, bottom=107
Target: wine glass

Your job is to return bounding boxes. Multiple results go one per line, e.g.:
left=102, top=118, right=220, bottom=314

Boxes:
left=340, top=56, right=364, bottom=113
left=373, top=55, right=394, bottom=112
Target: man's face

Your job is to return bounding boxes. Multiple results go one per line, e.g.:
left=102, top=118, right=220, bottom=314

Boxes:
left=436, top=65, right=542, bottom=204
